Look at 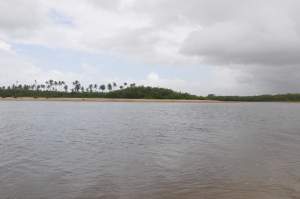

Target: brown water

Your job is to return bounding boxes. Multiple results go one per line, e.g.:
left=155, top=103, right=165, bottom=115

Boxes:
left=0, top=101, right=300, bottom=199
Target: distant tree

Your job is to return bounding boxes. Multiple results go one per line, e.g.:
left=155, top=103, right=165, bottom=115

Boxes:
left=130, top=83, right=136, bottom=87
left=89, top=84, right=93, bottom=92
left=100, top=84, right=106, bottom=92
left=34, top=80, right=37, bottom=90
left=107, top=83, right=112, bottom=91
left=49, top=80, right=54, bottom=91
left=0, top=80, right=207, bottom=100
left=64, top=85, right=68, bottom=92
left=72, top=80, right=81, bottom=92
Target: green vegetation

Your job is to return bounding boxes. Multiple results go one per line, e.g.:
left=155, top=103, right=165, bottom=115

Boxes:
left=106, top=86, right=201, bottom=99
left=0, top=80, right=201, bottom=100
left=206, top=94, right=300, bottom=102
left=1, top=80, right=300, bottom=101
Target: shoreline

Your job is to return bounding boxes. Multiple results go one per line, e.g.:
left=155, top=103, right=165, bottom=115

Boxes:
left=1, top=97, right=299, bottom=103
left=0, top=97, right=222, bottom=103
left=0, top=97, right=224, bottom=103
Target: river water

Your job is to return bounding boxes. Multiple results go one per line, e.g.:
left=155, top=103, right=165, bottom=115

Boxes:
left=0, top=101, right=299, bottom=199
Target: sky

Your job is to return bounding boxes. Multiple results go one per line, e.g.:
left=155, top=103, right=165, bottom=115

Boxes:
left=1, top=0, right=300, bottom=95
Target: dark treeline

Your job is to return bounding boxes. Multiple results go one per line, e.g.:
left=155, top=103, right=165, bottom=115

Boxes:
left=0, top=80, right=200, bottom=99
left=206, top=94, right=300, bottom=102
left=1, top=80, right=300, bottom=101
left=106, top=86, right=202, bottom=99
left=0, top=80, right=132, bottom=93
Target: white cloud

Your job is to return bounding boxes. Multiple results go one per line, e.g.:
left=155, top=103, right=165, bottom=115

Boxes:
left=0, top=0, right=44, bottom=30
left=140, top=72, right=187, bottom=93
left=1, top=0, right=300, bottom=94
left=0, top=40, right=12, bottom=52
left=146, top=72, right=159, bottom=82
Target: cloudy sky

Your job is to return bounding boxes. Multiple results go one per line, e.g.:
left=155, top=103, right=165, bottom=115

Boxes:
left=1, top=0, right=300, bottom=95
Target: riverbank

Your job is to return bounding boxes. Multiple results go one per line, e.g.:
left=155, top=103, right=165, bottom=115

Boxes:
left=0, top=97, right=222, bottom=103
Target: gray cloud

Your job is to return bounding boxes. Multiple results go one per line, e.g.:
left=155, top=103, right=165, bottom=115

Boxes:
left=179, top=1, right=300, bottom=66
left=132, top=0, right=300, bottom=93
left=0, top=0, right=46, bottom=32
left=233, top=65, right=300, bottom=94
left=87, top=0, right=122, bottom=10
left=1, top=0, right=300, bottom=94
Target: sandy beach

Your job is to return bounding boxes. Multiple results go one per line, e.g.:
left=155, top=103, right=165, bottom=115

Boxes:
left=0, top=97, right=222, bottom=103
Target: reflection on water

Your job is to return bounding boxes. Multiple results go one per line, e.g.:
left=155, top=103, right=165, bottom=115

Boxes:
left=0, top=101, right=300, bottom=199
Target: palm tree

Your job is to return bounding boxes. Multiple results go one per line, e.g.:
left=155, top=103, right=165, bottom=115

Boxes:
left=24, top=84, right=29, bottom=90
left=45, top=81, right=49, bottom=91
left=34, top=80, right=37, bottom=90
left=49, top=79, right=54, bottom=85
left=64, top=85, right=68, bottom=92
left=57, top=81, right=62, bottom=91
left=88, top=84, right=93, bottom=92
left=99, top=84, right=106, bottom=92
left=107, top=83, right=112, bottom=92
left=54, top=81, right=58, bottom=91
left=72, top=80, right=80, bottom=92
left=130, top=83, right=136, bottom=87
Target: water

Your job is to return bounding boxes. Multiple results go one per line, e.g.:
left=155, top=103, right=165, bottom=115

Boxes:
left=0, top=101, right=300, bottom=199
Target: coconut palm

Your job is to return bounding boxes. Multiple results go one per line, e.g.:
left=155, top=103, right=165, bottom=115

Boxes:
left=100, top=84, right=106, bottom=92
left=64, top=85, right=68, bottom=92
left=88, top=84, right=93, bottom=92
left=107, top=83, right=112, bottom=91
left=72, top=80, right=81, bottom=92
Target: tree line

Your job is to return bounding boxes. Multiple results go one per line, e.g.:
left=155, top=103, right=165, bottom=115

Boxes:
left=0, top=80, right=136, bottom=93
left=1, top=80, right=300, bottom=101
left=206, top=93, right=300, bottom=102
left=0, top=79, right=200, bottom=99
